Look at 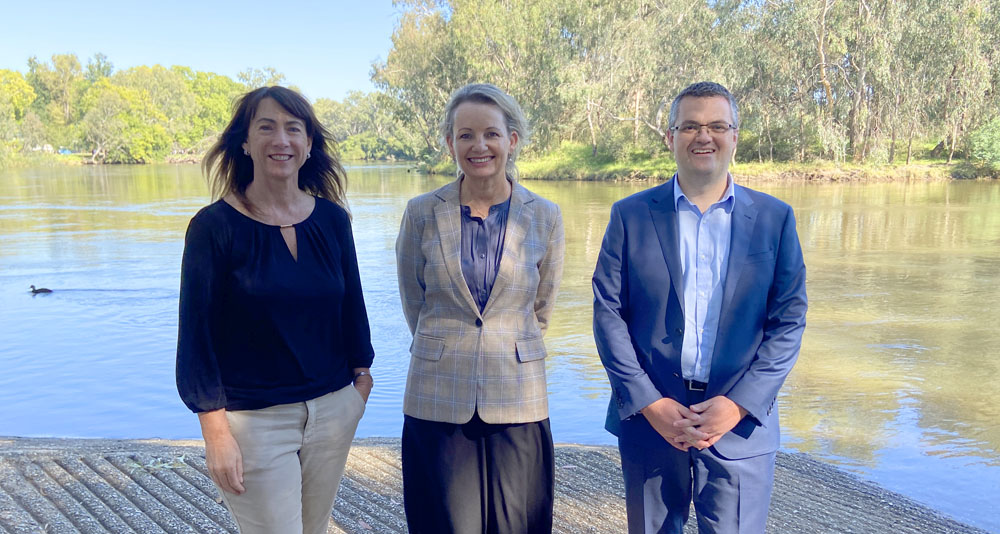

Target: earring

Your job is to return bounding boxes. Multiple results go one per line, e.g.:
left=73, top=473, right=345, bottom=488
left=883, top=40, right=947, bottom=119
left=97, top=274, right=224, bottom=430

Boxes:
left=243, top=149, right=249, bottom=156
left=306, top=153, right=311, bottom=159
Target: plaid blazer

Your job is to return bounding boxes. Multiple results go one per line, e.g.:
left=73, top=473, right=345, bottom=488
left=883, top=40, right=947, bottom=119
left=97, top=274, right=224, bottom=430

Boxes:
left=395, top=179, right=565, bottom=424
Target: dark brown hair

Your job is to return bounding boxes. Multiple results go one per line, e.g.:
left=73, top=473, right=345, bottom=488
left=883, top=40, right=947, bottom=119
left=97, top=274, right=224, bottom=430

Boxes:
left=668, top=81, right=740, bottom=129
left=203, top=86, right=347, bottom=207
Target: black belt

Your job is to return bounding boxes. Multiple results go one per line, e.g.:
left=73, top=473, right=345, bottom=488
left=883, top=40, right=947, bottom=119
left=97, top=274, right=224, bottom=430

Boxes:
left=685, top=379, right=708, bottom=392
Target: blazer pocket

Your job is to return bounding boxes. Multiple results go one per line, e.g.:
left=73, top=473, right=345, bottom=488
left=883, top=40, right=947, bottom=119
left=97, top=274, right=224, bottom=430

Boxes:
left=745, top=249, right=775, bottom=263
left=410, top=334, right=445, bottom=361
left=515, top=336, right=547, bottom=363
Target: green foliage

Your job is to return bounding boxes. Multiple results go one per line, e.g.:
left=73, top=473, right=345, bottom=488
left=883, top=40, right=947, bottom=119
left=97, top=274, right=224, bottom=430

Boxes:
left=0, top=70, right=36, bottom=122
left=371, top=0, right=1000, bottom=173
left=114, top=65, right=197, bottom=148
left=5, top=1, right=1000, bottom=174
left=0, top=54, right=270, bottom=167
left=237, top=67, right=286, bottom=90
left=80, top=78, right=170, bottom=163
left=340, top=131, right=413, bottom=161
left=317, top=90, right=421, bottom=161
left=969, top=117, right=1000, bottom=172
left=518, top=141, right=675, bottom=181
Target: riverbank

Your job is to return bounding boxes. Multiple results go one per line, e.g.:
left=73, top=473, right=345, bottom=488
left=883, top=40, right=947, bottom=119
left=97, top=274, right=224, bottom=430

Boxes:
left=6, top=143, right=994, bottom=182
left=0, top=436, right=987, bottom=534
left=513, top=141, right=988, bottom=182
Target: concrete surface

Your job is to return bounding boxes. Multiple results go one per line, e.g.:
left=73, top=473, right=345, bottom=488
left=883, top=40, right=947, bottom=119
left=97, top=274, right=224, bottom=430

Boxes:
left=0, top=436, right=987, bottom=533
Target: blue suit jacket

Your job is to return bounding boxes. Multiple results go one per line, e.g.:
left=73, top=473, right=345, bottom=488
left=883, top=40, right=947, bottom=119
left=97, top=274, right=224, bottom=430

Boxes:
left=593, top=178, right=807, bottom=459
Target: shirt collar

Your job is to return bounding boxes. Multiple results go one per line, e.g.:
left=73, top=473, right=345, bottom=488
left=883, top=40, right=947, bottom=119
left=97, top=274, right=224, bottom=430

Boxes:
left=673, top=173, right=736, bottom=213
left=460, top=196, right=511, bottom=220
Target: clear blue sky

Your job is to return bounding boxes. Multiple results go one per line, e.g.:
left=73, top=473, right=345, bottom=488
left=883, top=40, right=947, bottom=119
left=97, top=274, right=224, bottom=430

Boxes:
left=0, top=0, right=400, bottom=101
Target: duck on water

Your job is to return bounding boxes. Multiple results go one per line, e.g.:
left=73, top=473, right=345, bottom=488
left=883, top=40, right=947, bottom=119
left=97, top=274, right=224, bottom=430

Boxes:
left=30, top=285, right=52, bottom=294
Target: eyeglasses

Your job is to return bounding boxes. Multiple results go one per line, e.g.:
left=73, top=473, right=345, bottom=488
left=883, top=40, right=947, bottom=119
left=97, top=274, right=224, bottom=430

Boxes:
left=669, top=122, right=738, bottom=135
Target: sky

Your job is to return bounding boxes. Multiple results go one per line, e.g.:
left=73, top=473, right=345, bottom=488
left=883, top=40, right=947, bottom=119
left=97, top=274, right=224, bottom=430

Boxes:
left=0, top=0, right=400, bottom=101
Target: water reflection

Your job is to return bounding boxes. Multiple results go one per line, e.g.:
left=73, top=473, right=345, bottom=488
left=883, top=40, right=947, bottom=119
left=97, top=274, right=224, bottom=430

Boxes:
left=0, top=164, right=998, bottom=531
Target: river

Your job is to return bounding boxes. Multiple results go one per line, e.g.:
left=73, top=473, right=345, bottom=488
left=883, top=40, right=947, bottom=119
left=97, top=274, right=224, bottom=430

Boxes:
left=1, top=163, right=998, bottom=531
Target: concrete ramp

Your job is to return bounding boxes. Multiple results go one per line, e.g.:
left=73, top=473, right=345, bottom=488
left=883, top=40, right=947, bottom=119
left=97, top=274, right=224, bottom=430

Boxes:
left=0, top=437, right=985, bottom=533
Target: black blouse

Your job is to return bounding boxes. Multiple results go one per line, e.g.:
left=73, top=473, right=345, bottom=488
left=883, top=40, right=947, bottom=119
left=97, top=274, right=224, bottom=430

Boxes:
left=176, top=198, right=374, bottom=413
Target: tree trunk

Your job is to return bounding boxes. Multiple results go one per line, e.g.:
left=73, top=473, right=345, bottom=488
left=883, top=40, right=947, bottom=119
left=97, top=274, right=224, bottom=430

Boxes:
left=816, top=0, right=835, bottom=116
left=906, top=128, right=914, bottom=165
left=798, top=102, right=807, bottom=162
left=586, top=99, right=598, bottom=157
left=948, top=120, right=959, bottom=163
left=888, top=126, right=896, bottom=164
left=766, top=114, right=774, bottom=162
left=849, top=64, right=867, bottom=162
left=633, top=89, right=642, bottom=143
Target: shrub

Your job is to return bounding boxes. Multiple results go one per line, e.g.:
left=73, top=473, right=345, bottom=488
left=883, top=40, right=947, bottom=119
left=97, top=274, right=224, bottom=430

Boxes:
left=969, top=117, right=1000, bottom=172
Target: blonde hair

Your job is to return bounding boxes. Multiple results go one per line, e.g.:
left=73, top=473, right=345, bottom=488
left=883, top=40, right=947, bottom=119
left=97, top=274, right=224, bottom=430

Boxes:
left=439, top=83, right=530, bottom=179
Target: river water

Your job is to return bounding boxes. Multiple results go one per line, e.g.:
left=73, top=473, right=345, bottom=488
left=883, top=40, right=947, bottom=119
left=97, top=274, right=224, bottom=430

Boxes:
left=1, top=164, right=998, bottom=531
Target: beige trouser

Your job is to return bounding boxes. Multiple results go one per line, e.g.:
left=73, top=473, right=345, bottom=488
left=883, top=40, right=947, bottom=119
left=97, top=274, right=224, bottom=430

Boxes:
left=218, top=385, right=366, bottom=534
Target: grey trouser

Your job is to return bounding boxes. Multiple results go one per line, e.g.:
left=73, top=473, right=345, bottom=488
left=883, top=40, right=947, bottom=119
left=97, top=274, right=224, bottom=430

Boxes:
left=218, top=385, right=365, bottom=534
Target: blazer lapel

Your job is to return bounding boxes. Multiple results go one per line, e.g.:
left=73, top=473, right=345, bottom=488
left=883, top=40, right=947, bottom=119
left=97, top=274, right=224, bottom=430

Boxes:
left=482, top=181, right=530, bottom=316
left=718, top=185, right=757, bottom=327
left=433, top=180, right=482, bottom=317
left=648, top=179, right=685, bottom=314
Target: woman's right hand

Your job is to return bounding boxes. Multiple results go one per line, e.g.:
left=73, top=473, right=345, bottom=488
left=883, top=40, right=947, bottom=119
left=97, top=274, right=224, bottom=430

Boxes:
left=198, top=409, right=246, bottom=495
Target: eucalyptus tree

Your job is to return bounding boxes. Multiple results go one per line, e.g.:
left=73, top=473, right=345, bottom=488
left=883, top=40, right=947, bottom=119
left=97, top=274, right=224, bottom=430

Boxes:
left=85, top=53, right=114, bottom=83
left=80, top=78, right=170, bottom=163
left=25, top=54, right=85, bottom=148
left=237, top=67, right=286, bottom=90
left=0, top=70, right=36, bottom=156
left=113, top=65, right=198, bottom=151
left=446, top=0, right=578, bottom=151
left=928, top=0, right=993, bottom=163
left=26, top=54, right=84, bottom=126
left=372, top=0, right=469, bottom=157
left=0, top=70, right=36, bottom=123
left=316, top=90, right=419, bottom=160
left=174, top=67, right=246, bottom=151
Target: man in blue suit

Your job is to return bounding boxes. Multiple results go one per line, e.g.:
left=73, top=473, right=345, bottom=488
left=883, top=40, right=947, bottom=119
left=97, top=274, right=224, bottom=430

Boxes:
left=593, top=81, right=807, bottom=533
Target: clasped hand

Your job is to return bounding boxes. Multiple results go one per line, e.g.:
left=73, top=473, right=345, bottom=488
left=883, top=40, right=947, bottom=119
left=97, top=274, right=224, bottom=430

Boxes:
left=640, top=396, right=747, bottom=452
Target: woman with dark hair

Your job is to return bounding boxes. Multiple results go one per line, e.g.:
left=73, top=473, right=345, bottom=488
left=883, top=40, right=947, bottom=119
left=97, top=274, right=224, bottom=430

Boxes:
left=396, top=83, right=565, bottom=533
left=177, top=86, right=374, bottom=534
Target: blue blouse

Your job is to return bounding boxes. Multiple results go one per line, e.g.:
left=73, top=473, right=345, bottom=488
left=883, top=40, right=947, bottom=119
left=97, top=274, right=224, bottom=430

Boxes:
left=176, top=198, right=374, bottom=413
left=460, top=198, right=510, bottom=312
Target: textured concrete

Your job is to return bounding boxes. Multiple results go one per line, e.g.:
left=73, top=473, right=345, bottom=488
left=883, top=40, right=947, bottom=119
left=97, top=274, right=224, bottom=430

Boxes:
left=0, top=436, right=986, bottom=533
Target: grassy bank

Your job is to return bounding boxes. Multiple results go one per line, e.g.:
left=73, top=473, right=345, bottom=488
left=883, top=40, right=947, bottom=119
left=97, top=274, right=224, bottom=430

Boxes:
left=8, top=141, right=994, bottom=182
left=513, top=142, right=987, bottom=182
left=0, top=151, right=87, bottom=171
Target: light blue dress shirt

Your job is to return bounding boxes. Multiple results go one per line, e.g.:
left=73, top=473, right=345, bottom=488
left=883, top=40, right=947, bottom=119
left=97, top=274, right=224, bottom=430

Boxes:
left=674, top=176, right=735, bottom=382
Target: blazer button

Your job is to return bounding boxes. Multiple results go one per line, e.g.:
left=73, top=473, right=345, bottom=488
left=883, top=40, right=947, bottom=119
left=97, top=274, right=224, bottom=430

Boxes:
left=675, top=328, right=683, bottom=336
left=475, top=318, right=483, bottom=327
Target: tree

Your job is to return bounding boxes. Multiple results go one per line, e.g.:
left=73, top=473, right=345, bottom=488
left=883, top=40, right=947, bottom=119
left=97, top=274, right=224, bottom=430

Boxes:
left=113, top=65, right=197, bottom=150
left=27, top=54, right=83, bottom=125
left=0, top=69, right=36, bottom=121
left=80, top=78, right=170, bottom=163
left=969, top=116, right=1000, bottom=172
left=373, top=1, right=468, bottom=157
left=85, top=53, right=114, bottom=82
left=174, top=67, right=246, bottom=151
left=237, top=67, right=286, bottom=89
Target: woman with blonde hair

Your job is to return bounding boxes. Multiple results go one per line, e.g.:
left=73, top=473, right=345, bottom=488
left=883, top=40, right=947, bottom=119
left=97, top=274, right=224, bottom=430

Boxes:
left=177, top=86, right=374, bottom=534
left=396, top=83, right=565, bottom=533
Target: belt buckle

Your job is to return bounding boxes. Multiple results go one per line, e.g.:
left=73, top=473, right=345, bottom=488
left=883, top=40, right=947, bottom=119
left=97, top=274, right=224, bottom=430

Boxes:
left=686, top=379, right=707, bottom=392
